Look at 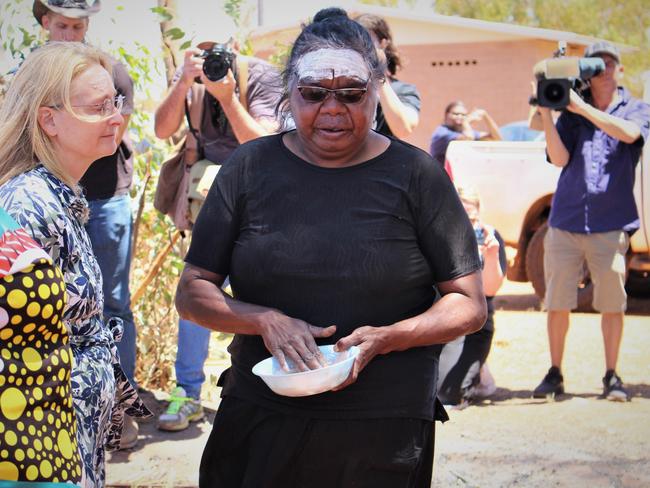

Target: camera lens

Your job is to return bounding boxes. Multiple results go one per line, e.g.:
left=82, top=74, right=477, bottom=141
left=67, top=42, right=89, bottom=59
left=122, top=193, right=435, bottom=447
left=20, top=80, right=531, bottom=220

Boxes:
left=203, top=55, right=229, bottom=82
left=543, top=82, right=565, bottom=104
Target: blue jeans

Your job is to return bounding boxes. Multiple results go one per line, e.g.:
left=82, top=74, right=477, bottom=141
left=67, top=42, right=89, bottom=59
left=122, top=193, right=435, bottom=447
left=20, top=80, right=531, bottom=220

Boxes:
left=176, top=319, right=211, bottom=399
left=86, top=195, right=137, bottom=387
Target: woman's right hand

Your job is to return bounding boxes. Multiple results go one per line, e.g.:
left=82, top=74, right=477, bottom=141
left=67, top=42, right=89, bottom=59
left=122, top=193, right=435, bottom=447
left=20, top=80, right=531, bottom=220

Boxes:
left=257, top=310, right=336, bottom=372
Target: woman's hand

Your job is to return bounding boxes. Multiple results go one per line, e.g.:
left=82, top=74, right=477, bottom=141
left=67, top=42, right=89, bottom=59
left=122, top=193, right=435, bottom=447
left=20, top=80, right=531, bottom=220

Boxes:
left=331, top=325, right=392, bottom=390
left=257, top=310, right=336, bottom=372
left=176, top=264, right=336, bottom=373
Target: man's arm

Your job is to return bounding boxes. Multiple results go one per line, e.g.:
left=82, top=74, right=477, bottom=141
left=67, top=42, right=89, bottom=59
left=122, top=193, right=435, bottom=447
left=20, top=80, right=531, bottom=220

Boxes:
left=568, top=90, right=641, bottom=144
left=154, top=48, right=203, bottom=139
left=203, top=64, right=278, bottom=143
left=377, top=81, right=419, bottom=139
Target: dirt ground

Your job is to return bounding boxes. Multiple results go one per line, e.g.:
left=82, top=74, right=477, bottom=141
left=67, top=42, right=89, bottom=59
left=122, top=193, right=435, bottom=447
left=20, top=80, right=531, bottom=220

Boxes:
left=105, top=279, right=650, bottom=487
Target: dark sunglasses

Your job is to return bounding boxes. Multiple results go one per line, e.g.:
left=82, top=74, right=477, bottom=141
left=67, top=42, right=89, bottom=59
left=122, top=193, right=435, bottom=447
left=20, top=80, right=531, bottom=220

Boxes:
left=297, top=85, right=368, bottom=104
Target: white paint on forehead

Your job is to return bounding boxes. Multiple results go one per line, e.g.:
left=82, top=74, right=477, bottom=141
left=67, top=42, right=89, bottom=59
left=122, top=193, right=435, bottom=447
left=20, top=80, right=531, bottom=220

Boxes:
left=295, top=48, right=369, bottom=81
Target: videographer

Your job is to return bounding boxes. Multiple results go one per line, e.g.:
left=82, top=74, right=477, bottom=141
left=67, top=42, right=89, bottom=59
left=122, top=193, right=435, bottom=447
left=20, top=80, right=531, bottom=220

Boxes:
left=154, top=29, right=282, bottom=432
left=533, top=41, right=650, bottom=401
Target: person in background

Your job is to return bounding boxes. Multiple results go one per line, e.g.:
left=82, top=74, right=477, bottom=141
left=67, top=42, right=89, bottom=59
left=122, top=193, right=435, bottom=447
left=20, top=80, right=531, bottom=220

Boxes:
left=533, top=41, right=650, bottom=401
left=354, top=12, right=420, bottom=139
left=153, top=22, right=282, bottom=432
left=437, top=187, right=506, bottom=408
left=33, top=0, right=140, bottom=448
left=429, top=100, right=501, bottom=168
left=0, top=208, right=83, bottom=484
left=176, top=8, right=486, bottom=487
left=0, top=42, right=151, bottom=487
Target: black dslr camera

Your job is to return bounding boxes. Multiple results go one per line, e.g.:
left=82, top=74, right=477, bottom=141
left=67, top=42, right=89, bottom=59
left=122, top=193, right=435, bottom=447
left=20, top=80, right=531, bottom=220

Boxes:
left=197, top=43, right=235, bottom=83
left=530, top=42, right=605, bottom=109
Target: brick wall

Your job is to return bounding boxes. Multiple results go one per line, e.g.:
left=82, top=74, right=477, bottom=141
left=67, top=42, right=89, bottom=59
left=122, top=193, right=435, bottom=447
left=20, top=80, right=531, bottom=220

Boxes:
left=395, top=39, right=577, bottom=151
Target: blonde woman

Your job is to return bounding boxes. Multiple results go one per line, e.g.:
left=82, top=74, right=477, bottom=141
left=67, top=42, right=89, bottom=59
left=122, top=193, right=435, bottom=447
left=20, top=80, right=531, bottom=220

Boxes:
left=0, top=42, right=151, bottom=487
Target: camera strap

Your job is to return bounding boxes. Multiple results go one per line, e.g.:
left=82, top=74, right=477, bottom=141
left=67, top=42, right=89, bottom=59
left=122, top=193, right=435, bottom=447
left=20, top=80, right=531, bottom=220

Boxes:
left=184, top=83, right=206, bottom=154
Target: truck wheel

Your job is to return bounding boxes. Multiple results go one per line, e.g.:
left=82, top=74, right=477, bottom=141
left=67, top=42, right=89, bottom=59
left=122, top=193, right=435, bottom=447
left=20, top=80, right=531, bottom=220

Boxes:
left=525, top=223, right=594, bottom=312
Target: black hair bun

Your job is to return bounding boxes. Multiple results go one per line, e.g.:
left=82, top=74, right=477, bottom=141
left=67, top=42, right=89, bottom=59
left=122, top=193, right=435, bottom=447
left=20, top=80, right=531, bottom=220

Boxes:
left=313, top=7, right=349, bottom=23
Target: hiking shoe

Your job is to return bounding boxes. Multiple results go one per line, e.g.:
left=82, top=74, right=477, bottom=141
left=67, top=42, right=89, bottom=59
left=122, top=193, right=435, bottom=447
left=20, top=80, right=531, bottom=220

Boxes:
left=532, top=366, right=564, bottom=399
left=157, top=386, right=205, bottom=432
left=119, top=415, right=139, bottom=450
left=602, top=370, right=630, bottom=402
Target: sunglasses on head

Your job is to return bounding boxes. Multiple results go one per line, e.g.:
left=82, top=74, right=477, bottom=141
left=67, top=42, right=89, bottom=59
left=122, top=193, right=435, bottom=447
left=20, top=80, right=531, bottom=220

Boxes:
left=297, top=85, right=368, bottom=104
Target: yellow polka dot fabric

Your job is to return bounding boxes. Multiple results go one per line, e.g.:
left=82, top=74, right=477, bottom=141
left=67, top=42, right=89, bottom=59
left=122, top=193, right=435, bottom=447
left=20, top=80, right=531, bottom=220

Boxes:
left=0, top=259, right=82, bottom=483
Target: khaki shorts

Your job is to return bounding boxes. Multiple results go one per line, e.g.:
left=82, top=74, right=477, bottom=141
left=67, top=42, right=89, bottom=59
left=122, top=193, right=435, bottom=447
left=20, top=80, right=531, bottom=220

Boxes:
left=543, top=227, right=629, bottom=312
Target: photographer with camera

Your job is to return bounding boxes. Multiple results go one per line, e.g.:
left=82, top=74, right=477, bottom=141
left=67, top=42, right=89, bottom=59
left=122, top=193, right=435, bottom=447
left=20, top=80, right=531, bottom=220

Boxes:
left=154, top=30, right=282, bottom=433
left=533, top=41, right=650, bottom=401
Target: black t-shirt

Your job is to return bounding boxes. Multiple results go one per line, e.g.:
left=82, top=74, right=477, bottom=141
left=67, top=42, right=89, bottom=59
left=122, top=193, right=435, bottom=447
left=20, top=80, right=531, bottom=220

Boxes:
left=374, top=78, right=421, bottom=138
left=80, top=58, right=135, bottom=201
left=186, top=133, right=481, bottom=420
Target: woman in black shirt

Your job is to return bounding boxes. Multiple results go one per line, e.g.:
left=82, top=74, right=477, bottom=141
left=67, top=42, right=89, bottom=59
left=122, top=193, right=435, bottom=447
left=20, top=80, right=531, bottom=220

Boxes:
left=176, top=8, right=486, bottom=488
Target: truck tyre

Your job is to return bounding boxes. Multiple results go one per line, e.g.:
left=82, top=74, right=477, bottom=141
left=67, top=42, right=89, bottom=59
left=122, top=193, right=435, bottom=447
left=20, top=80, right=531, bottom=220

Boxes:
left=525, top=223, right=594, bottom=312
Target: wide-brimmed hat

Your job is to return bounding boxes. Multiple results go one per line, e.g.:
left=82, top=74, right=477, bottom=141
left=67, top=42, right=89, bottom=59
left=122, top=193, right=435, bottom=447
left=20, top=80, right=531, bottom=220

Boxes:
left=33, top=0, right=101, bottom=25
left=584, top=41, right=621, bottom=63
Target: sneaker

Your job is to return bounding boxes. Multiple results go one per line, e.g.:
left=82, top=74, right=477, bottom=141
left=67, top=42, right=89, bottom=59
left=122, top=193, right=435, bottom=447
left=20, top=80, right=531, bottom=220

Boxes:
left=532, top=366, right=564, bottom=399
left=602, top=370, right=630, bottom=402
left=157, top=386, right=205, bottom=432
left=119, top=415, right=139, bottom=450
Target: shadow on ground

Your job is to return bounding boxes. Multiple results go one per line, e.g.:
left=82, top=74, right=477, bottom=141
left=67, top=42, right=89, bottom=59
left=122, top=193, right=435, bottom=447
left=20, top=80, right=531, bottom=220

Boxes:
left=465, top=383, right=650, bottom=408
left=494, top=291, right=650, bottom=315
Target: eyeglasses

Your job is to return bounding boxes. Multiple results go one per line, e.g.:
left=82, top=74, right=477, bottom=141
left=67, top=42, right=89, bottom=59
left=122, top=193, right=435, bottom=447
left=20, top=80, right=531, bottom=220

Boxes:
left=72, top=94, right=124, bottom=118
left=449, top=112, right=468, bottom=117
left=297, top=85, right=368, bottom=104
left=50, top=94, right=124, bottom=119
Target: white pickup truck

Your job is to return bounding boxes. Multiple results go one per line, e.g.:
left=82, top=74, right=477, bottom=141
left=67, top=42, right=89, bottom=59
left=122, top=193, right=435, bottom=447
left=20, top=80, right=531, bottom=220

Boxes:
left=445, top=139, right=650, bottom=311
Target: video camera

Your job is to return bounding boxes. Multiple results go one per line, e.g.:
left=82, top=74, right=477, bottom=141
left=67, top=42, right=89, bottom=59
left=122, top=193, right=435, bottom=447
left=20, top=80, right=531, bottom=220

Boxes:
left=196, top=42, right=235, bottom=83
left=531, top=42, right=605, bottom=109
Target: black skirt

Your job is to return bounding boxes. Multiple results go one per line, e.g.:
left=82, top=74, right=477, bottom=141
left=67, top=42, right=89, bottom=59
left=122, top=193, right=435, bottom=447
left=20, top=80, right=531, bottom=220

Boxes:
left=199, top=396, right=436, bottom=488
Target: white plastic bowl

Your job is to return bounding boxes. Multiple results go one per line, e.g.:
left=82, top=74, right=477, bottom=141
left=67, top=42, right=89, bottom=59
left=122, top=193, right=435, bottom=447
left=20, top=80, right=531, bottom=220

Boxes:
left=252, top=345, right=360, bottom=397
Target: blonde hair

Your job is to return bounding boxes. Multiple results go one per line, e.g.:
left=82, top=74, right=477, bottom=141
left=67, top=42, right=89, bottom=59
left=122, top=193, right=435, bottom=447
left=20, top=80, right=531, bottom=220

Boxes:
left=0, top=41, right=111, bottom=189
left=456, top=185, right=481, bottom=211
